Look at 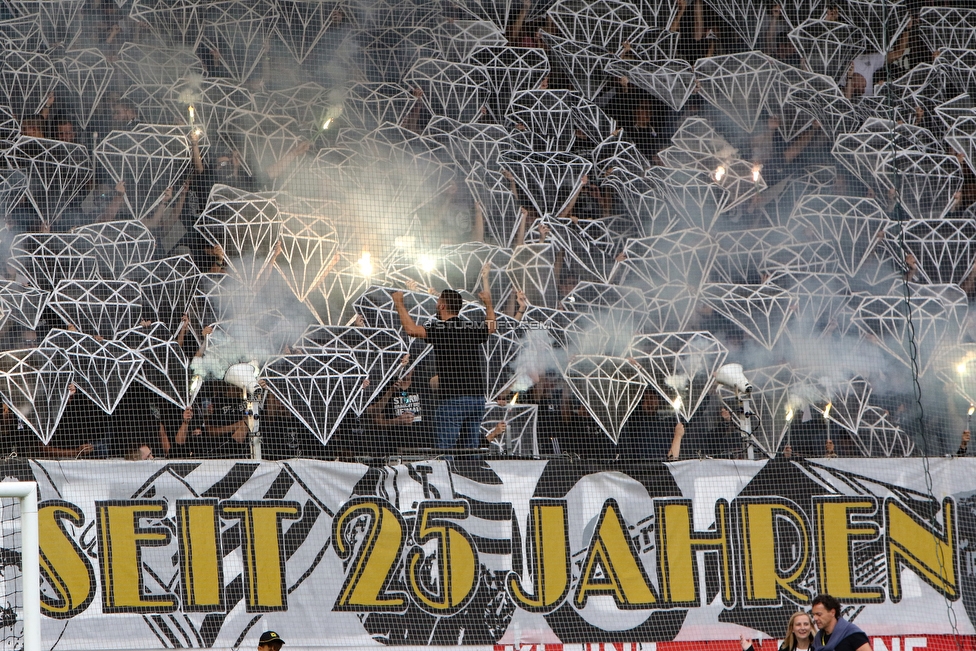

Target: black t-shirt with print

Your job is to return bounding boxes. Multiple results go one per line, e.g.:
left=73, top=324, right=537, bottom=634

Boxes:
left=424, top=317, right=490, bottom=398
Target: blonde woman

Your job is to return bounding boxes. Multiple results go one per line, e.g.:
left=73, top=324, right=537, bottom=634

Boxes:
left=741, top=611, right=815, bottom=651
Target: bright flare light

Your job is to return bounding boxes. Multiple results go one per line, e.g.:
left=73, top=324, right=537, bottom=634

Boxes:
left=959, top=361, right=968, bottom=375
left=823, top=402, right=832, bottom=420
left=713, top=166, right=726, bottom=182
left=322, top=118, right=333, bottom=130
left=417, top=254, right=436, bottom=274
left=673, top=395, right=683, bottom=411
left=358, top=251, right=373, bottom=276
left=751, top=165, right=762, bottom=183
left=510, top=392, right=519, bottom=405
left=188, top=105, right=196, bottom=124
left=969, top=405, right=974, bottom=417
left=785, top=407, right=794, bottom=421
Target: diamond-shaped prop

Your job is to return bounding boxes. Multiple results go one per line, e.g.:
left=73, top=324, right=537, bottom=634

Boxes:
left=788, top=19, right=866, bottom=82
left=852, top=292, right=954, bottom=377
left=171, top=78, right=256, bottom=137
left=712, top=227, right=792, bottom=284
left=403, top=58, right=491, bottom=123
left=56, top=48, right=115, bottom=130
left=768, top=271, right=850, bottom=337
left=540, top=31, right=612, bottom=101
left=789, top=194, right=888, bottom=276
left=0, top=347, right=73, bottom=445
left=615, top=228, right=718, bottom=289
left=0, top=14, right=41, bottom=52
left=274, top=212, right=339, bottom=303
left=645, top=166, right=729, bottom=231
left=547, top=0, right=651, bottom=54
left=129, top=0, right=210, bottom=50
left=5, top=136, right=92, bottom=227
left=437, top=242, right=512, bottom=301
left=262, top=353, right=367, bottom=445
left=94, top=130, right=192, bottom=220
left=506, top=88, right=577, bottom=152
left=919, top=7, right=976, bottom=53
left=295, top=325, right=407, bottom=415
left=563, top=354, right=645, bottom=444
left=603, top=169, right=679, bottom=237
left=481, top=403, right=538, bottom=456
left=605, top=58, right=695, bottom=111
left=119, top=322, right=194, bottom=409
left=220, top=109, right=305, bottom=179
left=564, top=282, right=650, bottom=352
left=196, top=184, right=281, bottom=285
left=353, top=286, right=437, bottom=333
left=74, top=220, right=157, bottom=276
left=433, top=20, right=506, bottom=62
left=856, top=405, right=913, bottom=457
left=498, top=150, right=592, bottom=218
left=351, top=26, right=438, bottom=84
left=203, top=0, right=279, bottom=83
left=786, top=72, right=860, bottom=138
left=426, top=118, right=514, bottom=171
left=0, top=281, right=49, bottom=330
left=702, top=283, right=795, bottom=350
left=114, top=42, right=205, bottom=88
left=472, top=46, right=549, bottom=113
left=628, top=331, right=728, bottom=422
left=305, top=250, right=379, bottom=326
left=121, top=255, right=201, bottom=332
left=766, top=60, right=816, bottom=142
left=842, top=0, right=909, bottom=55
left=0, top=169, right=29, bottom=217
left=0, top=50, right=61, bottom=118
left=893, top=151, right=963, bottom=221
left=49, top=280, right=142, bottom=338
left=465, top=164, right=523, bottom=248
left=505, top=244, right=558, bottom=309
left=274, top=0, right=340, bottom=64
left=7, top=232, right=99, bottom=292
left=703, top=0, right=767, bottom=49
left=884, top=219, right=976, bottom=286
left=342, top=82, right=417, bottom=131
left=42, top=329, right=144, bottom=415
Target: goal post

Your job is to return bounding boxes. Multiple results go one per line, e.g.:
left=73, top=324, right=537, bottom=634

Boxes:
left=0, top=482, right=38, bottom=651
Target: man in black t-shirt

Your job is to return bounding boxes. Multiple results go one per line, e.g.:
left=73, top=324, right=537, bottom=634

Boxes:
left=811, top=594, right=871, bottom=651
left=392, top=287, right=495, bottom=450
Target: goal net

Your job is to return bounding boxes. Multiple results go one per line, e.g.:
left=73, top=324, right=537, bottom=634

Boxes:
left=0, top=483, right=38, bottom=651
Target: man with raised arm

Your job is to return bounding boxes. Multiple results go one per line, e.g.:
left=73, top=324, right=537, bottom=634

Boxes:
left=392, top=280, right=495, bottom=450
left=811, top=594, right=871, bottom=651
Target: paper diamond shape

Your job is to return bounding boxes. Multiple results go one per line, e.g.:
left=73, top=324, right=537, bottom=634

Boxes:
left=263, top=353, right=367, bottom=445
left=702, top=283, right=795, bottom=350
left=42, top=329, right=144, bottom=414
left=50, top=280, right=142, bottom=338
left=628, top=331, right=728, bottom=422
left=119, top=322, right=194, bottom=410
left=0, top=346, right=73, bottom=444
left=563, top=354, right=645, bottom=444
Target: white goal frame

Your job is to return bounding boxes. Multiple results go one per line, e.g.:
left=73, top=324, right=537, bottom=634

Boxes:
left=0, top=482, right=38, bottom=651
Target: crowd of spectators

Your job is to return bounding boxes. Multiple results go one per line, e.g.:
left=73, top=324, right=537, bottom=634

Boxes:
left=1, top=0, right=975, bottom=462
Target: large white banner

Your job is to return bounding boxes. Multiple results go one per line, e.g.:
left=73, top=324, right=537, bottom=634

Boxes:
left=19, top=457, right=976, bottom=650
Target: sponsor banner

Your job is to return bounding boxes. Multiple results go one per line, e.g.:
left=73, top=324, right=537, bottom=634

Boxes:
left=21, top=457, right=976, bottom=650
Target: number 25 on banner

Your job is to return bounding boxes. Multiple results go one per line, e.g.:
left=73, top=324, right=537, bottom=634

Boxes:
left=332, top=498, right=478, bottom=615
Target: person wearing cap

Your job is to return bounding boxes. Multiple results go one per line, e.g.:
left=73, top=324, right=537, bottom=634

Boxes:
left=258, top=631, right=285, bottom=651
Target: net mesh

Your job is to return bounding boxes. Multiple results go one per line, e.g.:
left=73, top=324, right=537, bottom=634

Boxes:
left=0, top=498, right=22, bottom=651
left=0, top=0, right=973, bottom=649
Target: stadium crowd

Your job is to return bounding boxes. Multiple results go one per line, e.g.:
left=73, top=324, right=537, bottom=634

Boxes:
left=1, top=0, right=976, bottom=462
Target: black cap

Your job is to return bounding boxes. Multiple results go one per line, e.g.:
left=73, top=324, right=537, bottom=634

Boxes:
left=259, top=632, right=284, bottom=646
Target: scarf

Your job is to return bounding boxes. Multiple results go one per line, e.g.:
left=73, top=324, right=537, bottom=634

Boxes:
left=813, top=617, right=865, bottom=651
